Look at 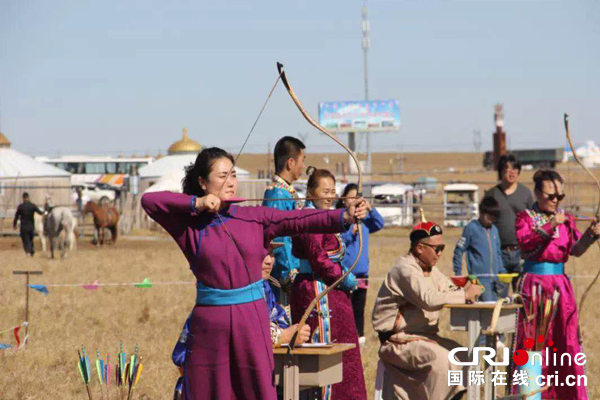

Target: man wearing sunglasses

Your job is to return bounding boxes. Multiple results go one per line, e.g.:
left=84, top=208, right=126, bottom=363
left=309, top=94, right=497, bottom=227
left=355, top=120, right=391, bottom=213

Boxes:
left=372, top=220, right=481, bottom=400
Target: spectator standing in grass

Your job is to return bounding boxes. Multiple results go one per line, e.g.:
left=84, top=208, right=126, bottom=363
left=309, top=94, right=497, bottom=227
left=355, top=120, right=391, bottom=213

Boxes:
left=452, top=196, right=508, bottom=301
left=486, top=154, right=534, bottom=290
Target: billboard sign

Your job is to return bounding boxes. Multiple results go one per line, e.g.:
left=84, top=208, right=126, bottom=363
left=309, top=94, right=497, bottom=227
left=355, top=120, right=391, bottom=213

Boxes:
left=318, top=99, right=400, bottom=133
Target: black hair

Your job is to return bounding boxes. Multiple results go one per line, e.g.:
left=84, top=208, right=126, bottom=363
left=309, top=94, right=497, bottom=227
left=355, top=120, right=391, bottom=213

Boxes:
left=306, top=167, right=335, bottom=196
left=336, top=183, right=358, bottom=209
left=22, top=192, right=29, bottom=199
left=479, top=196, right=500, bottom=218
left=182, top=147, right=235, bottom=197
left=274, top=136, right=306, bottom=174
left=533, top=169, right=564, bottom=193
left=497, top=154, right=522, bottom=181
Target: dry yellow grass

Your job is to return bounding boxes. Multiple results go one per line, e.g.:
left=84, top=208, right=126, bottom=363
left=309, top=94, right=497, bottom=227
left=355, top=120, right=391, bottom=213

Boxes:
left=2, top=224, right=600, bottom=399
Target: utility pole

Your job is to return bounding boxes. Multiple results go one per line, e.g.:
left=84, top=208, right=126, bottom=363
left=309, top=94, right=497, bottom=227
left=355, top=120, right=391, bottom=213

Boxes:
left=362, top=1, right=371, bottom=174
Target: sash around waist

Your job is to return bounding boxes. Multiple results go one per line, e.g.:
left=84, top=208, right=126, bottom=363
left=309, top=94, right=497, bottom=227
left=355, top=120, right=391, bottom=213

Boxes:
left=196, top=280, right=265, bottom=306
left=523, top=260, right=565, bottom=275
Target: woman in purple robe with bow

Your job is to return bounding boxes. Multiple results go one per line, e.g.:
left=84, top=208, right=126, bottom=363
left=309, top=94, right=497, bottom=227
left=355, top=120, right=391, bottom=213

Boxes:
left=141, top=147, right=366, bottom=400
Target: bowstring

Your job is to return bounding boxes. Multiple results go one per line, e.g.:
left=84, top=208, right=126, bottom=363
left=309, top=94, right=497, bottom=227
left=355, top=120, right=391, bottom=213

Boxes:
left=216, top=73, right=282, bottom=198
left=211, top=73, right=283, bottom=363
left=212, top=71, right=282, bottom=277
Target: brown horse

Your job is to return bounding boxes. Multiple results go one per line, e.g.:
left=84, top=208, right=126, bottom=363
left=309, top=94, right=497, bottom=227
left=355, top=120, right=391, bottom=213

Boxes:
left=83, top=201, right=119, bottom=245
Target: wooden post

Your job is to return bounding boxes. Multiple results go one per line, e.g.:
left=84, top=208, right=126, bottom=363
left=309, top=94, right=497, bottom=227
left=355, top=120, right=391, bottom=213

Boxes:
left=12, top=270, right=43, bottom=337
left=283, top=354, right=300, bottom=400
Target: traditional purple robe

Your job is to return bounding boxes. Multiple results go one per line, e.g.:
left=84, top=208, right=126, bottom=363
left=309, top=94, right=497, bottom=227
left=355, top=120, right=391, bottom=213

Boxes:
left=142, top=191, right=347, bottom=400
left=291, top=231, right=367, bottom=400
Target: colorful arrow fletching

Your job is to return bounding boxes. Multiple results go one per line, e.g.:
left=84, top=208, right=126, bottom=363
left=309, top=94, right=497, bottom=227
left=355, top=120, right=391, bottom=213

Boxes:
left=124, top=363, right=130, bottom=385
left=106, top=355, right=111, bottom=387
left=78, top=350, right=89, bottom=384
left=96, top=359, right=103, bottom=385
left=134, top=363, right=143, bottom=387
left=77, top=361, right=86, bottom=383
left=82, top=348, right=91, bottom=382
left=130, top=355, right=136, bottom=380
left=119, top=349, right=126, bottom=382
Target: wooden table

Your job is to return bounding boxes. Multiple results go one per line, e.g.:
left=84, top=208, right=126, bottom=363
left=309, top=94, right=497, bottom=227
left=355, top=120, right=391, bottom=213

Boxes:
left=273, top=344, right=356, bottom=400
left=444, top=303, right=522, bottom=400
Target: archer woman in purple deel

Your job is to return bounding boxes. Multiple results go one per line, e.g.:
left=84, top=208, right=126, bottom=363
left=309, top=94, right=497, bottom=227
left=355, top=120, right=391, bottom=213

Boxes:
left=141, top=147, right=367, bottom=400
left=513, top=170, right=600, bottom=400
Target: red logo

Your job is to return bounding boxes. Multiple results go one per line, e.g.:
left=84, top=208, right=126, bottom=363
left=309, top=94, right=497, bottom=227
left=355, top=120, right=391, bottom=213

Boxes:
left=512, top=335, right=558, bottom=366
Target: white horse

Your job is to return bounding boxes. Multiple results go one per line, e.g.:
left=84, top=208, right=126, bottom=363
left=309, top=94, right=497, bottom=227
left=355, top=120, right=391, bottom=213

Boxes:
left=45, top=207, right=77, bottom=259
left=34, top=213, right=47, bottom=252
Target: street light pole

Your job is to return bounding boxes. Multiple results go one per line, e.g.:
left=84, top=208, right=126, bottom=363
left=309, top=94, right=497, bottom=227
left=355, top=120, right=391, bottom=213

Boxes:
left=362, top=1, right=371, bottom=174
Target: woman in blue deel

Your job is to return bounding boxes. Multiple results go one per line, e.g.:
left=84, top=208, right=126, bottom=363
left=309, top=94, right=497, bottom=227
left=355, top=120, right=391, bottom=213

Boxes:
left=336, top=183, right=385, bottom=345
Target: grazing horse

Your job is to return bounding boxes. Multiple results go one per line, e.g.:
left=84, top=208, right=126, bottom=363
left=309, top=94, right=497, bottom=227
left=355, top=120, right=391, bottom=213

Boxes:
left=45, top=207, right=77, bottom=259
left=83, top=201, right=119, bottom=245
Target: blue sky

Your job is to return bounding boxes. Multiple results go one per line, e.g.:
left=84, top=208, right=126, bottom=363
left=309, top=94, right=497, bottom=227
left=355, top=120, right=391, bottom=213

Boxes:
left=1, top=0, right=598, bottom=156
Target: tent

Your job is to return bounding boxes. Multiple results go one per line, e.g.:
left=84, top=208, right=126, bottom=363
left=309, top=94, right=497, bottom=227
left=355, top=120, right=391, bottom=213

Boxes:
left=144, top=169, right=186, bottom=193
left=563, top=141, right=600, bottom=167
left=0, top=146, right=72, bottom=215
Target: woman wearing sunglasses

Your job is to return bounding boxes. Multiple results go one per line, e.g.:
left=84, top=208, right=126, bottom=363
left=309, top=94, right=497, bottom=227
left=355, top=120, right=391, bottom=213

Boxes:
left=512, top=169, right=600, bottom=399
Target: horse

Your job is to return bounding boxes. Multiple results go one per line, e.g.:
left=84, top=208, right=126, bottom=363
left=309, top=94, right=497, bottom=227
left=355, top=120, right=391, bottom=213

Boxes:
left=83, top=201, right=119, bottom=245
left=34, top=213, right=47, bottom=253
left=45, top=207, right=77, bottom=259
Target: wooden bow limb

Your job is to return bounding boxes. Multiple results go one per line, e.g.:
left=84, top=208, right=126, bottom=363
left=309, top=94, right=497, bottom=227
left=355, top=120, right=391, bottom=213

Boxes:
left=481, top=298, right=508, bottom=336
left=277, top=62, right=364, bottom=350
left=564, top=113, right=600, bottom=320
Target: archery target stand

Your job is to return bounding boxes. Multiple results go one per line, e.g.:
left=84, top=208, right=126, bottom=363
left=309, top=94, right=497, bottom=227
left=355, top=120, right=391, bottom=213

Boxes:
left=12, top=270, right=43, bottom=338
left=273, top=343, right=355, bottom=400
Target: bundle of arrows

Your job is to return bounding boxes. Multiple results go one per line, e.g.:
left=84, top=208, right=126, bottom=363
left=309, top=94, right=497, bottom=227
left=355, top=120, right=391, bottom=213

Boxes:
left=522, top=285, right=561, bottom=351
left=76, top=344, right=143, bottom=400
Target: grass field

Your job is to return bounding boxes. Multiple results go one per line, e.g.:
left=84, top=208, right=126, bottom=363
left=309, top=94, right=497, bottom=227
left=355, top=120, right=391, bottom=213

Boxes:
left=2, top=223, right=600, bottom=399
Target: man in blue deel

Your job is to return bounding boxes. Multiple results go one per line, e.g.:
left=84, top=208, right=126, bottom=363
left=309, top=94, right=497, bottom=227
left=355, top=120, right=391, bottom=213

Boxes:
left=262, top=136, right=306, bottom=308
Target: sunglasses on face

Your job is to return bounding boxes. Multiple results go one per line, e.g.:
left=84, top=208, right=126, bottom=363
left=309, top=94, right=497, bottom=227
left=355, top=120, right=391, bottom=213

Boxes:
left=420, top=242, right=446, bottom=254
left=541, top=192, right=566, bottom=202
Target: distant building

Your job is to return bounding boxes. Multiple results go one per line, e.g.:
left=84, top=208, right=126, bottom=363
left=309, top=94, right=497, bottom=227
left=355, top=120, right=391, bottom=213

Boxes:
left=0, top=132, right=72, bottom=212
left=36, top=155, right=153, bottom=185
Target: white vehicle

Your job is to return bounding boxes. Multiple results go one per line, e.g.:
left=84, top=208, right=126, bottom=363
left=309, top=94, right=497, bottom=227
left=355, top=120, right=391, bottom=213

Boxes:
left=443, top=183, right=479, bottom=227
left=371, top=183, right=416, bottom=227
left=71, top=183, right=116, bottom=205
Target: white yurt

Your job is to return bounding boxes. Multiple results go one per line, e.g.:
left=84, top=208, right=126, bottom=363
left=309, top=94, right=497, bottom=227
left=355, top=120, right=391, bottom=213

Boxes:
left=574, top=141, right=600, bottom=167
left=0, top=132, right=72, bottom=217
